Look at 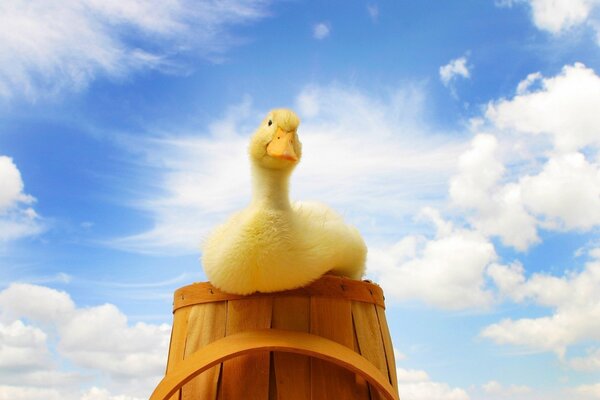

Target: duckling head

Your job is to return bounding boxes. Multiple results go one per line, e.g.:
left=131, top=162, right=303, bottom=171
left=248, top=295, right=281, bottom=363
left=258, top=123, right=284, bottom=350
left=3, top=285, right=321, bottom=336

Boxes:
left=249, top=109, right=302, bottom=170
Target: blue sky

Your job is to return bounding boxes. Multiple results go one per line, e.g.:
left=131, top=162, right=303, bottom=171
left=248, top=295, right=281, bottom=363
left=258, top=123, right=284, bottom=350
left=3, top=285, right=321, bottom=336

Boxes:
left=1, top=1, right=600, bottom=399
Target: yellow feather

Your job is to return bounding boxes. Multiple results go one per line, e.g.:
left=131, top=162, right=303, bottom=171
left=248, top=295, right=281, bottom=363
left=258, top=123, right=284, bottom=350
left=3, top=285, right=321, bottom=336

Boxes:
left=202, top=109, right=366, bottom=294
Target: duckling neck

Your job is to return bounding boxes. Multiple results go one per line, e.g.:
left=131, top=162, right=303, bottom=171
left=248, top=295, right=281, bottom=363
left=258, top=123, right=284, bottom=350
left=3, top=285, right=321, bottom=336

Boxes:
left=251, top=164, right=293, bottom=210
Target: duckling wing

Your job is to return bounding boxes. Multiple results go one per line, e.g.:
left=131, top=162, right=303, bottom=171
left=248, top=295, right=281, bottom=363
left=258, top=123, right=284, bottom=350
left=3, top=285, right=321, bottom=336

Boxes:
left=292, top=201, right=367, bottom=279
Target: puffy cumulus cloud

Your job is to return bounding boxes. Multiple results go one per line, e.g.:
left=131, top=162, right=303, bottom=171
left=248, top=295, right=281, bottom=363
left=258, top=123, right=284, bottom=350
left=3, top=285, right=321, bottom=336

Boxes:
left=439, top=56, right=470, bottom=86
left=482, top=380, right=532, bottom=396
left=399, top=382, right=470, bottom=400
left=452, top=64, right=600, bottom=250
left=483, top=250, right=600, bottom=359
left=449, top=134, right=538, bottom=250
left=0, top=320, right=50, bottom=370
left=520, top=152, right=600, bottom=230
left=529, top=0, right=598, bottom=33
left=0, top=283, right=170, bottom=398
left=0, top=156, right=32, bottom=210
left=0, top=386, right=62, bottom=400
left=396, top=368, right=430, bottom=382
left=0, top=156, right=43, bottom=242
left=0, top=283, right=74, bottom=324
left=396, top=367, right=470, bottom=400
left=486, top=63, right=600, bottom=153
left=59, top=304, right=171, bottom=379
left=81, top=387, right=144, bottom=400
left=368, top=208, right=496, bottom=309
left=398, top=368, right=470, bottom=400
left=499, top=0, right=600, bottom=38
left=0, top=0, right=272, bottom=100
left=112, top=84, right=465, bottom=253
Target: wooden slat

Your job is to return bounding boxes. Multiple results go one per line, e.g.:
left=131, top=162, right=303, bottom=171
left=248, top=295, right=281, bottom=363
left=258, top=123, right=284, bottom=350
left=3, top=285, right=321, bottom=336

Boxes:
left=181, top=302, right=227, bottom=400
left=174, top=275, right=385, bottom=311
left=150, top=329, right=399, bottom=400
left=272, top=296, right=310, bottom=400
left=221, top=297, right=273, bottom=400
left=353, top=302, right=390, bottom=400
left=310, top=296, right=360, bottom=399
left=376, top=306, right=399, bottom=398
left=353, top=321, right=371, bottom=399
left=165, top=306, right=191, bottom=400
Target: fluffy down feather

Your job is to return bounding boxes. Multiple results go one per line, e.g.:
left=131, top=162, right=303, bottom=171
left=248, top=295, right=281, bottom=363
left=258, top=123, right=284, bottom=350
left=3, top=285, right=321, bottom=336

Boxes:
left=202, top=109, right=366, bottom=294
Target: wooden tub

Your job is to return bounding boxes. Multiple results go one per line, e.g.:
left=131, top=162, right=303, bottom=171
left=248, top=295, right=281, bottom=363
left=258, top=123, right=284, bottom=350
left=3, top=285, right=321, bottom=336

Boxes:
left=151, top=275, right=399, bottom=400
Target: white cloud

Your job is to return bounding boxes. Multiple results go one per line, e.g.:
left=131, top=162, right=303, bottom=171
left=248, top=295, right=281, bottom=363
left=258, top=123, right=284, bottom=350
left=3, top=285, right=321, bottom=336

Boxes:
left=0, top=0, right=271, bottom=100
left=570, top=348, right=600, bottom=371
left=368, top=208, right=497, bottom=309
left=450, top=64, right=600, bottom=251
left=482, top=380, right=532, bottom=395
left=0, top=320, right=50, bottom=369
left=397, top=367, right=430, bottom=382
left=367, top=4, right=379, bottom=21
left=81, top=387, right=144, bottom=400
left=483, top=250, right=600, bottom=359
left=575, top=383, right=600, bottom=398
left=112, top=84, right=465, bottom=254
left=0, top=283, right=74, bottom=324
left=487, top=63, right=600, bottom=152
left=0, top=156, right=32, bottom=210
left=397, top=367, right=470, bottom=400
left=0, top=283, right=170, bottom=398
left=509, top=0, right=600, bottom=35
left=0, top=386, right=63, bottom=400
left=439, top=56, right=470, bottom=86
left=520, top=152, right=600, bottom=230
left=515, top=72, right=543, bottom=95
left=449, top=134, right=538, bottom=250
left=0, top=156, right=43, bottom=242
left=313, top=22, right=331, bottom=39
left=59, top=304, right=170, bottom=379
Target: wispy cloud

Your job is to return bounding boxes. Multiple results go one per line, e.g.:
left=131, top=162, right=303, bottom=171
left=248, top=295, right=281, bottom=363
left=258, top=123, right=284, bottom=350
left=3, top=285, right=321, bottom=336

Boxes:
left=313, top=22, right=331, bottom=39
left=0, top=0, right=272, bottom=101
left=110, top=83, right=465, bottom=254
left=367, top=4, right=380, bottom=22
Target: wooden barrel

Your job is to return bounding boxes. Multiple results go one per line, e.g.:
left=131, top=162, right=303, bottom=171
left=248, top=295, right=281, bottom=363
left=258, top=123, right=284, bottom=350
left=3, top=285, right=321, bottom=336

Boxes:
left=151, top=275, right=399, bottom=400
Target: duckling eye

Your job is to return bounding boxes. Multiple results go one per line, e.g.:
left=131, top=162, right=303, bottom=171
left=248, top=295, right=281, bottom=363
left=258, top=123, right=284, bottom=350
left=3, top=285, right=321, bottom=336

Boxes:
left=268, top=120, right=272, bottom=126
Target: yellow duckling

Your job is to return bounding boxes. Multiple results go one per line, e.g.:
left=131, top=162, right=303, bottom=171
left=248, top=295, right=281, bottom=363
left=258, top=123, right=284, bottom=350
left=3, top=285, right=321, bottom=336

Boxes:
left=202, top=109, right=367, bottom=294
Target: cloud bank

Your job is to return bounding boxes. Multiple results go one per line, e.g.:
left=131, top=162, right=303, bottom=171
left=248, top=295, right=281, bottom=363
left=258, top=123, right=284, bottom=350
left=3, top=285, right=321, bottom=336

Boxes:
left=0, top=0, right=271, bottom=100
left=0, top=283, right=169, bottom=399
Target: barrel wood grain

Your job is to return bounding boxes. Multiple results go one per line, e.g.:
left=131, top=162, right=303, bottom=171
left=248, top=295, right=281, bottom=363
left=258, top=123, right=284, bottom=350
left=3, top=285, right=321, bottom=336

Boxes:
left=376, top=305, right=399, bottom=397
left=166, top=306, right=191, bottom=400
left=181, top=302, right=227, bottom=400
left=353, top=324, right=371, bottom=399
left=221, top=297, right=273, bottom=400
left=310, top=296, right=359, bottom=400
left=160, top=277, right=398, bottom=400
left=353, top=301, right=389, bottom=400
left=271, top=296, right=311, bottom=400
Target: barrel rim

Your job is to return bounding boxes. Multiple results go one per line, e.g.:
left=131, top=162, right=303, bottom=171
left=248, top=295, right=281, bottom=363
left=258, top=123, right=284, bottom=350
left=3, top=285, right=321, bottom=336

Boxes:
left=173, top=275, right=385, bottom=311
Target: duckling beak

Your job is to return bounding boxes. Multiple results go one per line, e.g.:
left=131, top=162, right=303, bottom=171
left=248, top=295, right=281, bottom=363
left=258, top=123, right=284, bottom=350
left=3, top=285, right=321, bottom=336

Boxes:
left=267, top=128, right=298, bottom=162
